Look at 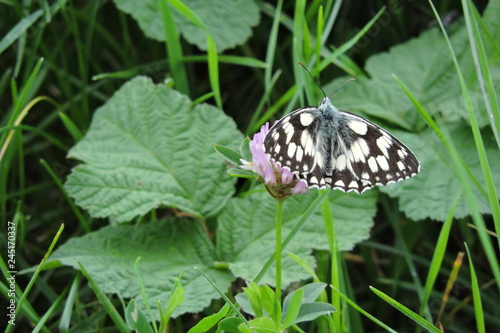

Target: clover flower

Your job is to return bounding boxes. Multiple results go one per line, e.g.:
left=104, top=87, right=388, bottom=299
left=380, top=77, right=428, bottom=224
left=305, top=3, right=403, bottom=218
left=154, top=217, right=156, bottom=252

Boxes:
left=241, top=122, right=308, bottom=200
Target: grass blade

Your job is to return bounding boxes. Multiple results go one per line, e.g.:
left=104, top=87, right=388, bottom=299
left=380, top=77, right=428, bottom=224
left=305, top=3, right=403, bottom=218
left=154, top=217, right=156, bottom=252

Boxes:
left=428, top=0, right=500, bottom=289
left=77, top=261, right=129, bottom=333
left=463, top=0, right=500, bottom=148
left=167, top=0, right=221, bottom=108
left=370, top=286, right=442, bottom=333
left=420, top=189, right=461, bottom=316
left=0, top=9, right=43, bottom=54
left=464, top=243, right=485, bottom=333
left=159, top=0, right=190, bottom=95
left=331, top=285, right=398, bottom=333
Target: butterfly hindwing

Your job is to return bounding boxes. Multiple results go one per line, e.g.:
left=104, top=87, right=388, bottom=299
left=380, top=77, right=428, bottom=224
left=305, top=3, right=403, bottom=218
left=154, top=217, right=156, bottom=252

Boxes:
left=325, top=111, right=420, bottom=193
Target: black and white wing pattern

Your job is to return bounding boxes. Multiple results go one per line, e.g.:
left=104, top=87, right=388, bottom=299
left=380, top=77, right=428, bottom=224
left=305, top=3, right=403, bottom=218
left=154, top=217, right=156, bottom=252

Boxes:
left=263, top=97, right=420, bottom=193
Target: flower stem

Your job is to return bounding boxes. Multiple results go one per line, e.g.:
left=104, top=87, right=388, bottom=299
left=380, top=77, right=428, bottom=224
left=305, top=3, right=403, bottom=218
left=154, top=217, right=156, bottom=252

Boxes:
left=275, top=199, right=284, bottom=326
left=321, top=191, right=341, bottom=329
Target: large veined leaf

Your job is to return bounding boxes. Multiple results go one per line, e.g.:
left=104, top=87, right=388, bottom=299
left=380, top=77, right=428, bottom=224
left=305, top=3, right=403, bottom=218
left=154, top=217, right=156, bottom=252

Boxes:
left=216, top=189, right=378, bottom=287
left=49, top=219, right=234, bottom=318
left=319, top=6, right=500, bottom=221
left=65, top=76, right=243, bottom=222
left=113, top=0, right=260, bottom=51
left=326, top=12, right=499, bottom=131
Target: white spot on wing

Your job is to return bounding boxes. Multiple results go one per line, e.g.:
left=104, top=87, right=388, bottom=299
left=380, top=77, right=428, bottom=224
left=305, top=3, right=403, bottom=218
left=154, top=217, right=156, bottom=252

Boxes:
left=299, top=113, right=314, bottom=126
left=348, top=121, right=368, bottom=135
left=350, top=141, right=365, bottom=162
left=358, top=138, right=370, bottom=156
left=397, top=161, right=405, bottom=171
left=336, top=155, right=347, bottom=170
left=283, top=123, right=294, bottom=144
left=377, top=136, right=392, bottom=158
left=376, top=155, right=390, bottom=171
left=296, top=146, right=304, bottom=161
left=368, top=156, right=378, bottom=172
left=301, top=131, right=313, bottom=156
left=397, top=149, right=406, bottom=159
left=287, top=142, right=297, bottom=158
left=348, top=180, right=358, bottom=189
left=334, top=180, right=345, bottom=187
left=316, top=151, right=325, bottom=169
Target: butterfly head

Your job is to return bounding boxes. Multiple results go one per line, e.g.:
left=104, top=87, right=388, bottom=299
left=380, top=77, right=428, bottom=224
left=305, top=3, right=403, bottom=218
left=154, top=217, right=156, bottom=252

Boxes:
left=318, top=97, right=337, bottom=114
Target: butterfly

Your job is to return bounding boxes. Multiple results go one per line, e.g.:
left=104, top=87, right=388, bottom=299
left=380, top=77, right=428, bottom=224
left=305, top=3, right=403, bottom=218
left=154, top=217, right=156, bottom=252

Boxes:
left=263, top=94, right=420, bottom=194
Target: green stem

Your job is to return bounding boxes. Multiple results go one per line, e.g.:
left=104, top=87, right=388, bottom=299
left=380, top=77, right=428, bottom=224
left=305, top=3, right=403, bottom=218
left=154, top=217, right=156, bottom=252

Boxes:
left=275, top=199, right=284, bottom=328
left=321, top=191, right=341, bottom=330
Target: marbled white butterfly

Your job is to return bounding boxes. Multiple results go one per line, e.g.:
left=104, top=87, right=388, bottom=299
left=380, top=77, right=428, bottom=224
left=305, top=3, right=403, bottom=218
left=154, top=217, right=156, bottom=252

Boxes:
left=264, top=76, right=420, bottom=193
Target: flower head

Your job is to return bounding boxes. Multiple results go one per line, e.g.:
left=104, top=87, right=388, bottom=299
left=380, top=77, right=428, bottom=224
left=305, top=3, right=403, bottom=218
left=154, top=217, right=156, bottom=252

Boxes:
left=241, top=122, right=308, bottom=200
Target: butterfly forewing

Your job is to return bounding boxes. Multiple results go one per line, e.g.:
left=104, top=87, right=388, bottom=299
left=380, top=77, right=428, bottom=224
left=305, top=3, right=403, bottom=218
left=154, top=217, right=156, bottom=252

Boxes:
left=264, top=107, right=320, bottom=175
left=263, top=99, right=420, bottom=194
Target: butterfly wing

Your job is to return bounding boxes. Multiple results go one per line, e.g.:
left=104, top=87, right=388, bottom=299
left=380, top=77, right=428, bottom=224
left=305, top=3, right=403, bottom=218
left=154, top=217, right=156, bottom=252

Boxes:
left=323, top=111, right=420, bottom=193
left=264, top=107, right=420, bottom=194
left=264, top=107, right=321, bottom=175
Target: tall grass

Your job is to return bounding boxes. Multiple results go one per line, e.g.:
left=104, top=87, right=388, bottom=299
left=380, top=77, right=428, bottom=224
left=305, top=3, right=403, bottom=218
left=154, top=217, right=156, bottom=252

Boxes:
left=1, top=1, right=497, bottom=332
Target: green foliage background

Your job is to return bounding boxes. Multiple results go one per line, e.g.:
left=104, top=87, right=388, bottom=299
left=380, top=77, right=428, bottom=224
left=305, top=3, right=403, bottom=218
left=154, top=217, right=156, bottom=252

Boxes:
left=0, top=0, right=498, bottom=332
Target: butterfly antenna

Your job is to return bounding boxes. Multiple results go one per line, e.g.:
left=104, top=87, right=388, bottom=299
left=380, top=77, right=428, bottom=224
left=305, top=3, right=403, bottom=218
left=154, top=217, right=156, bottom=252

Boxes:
left=328, top=78, right=355, bottom=99
left=297, top=61, right=326, bottom=98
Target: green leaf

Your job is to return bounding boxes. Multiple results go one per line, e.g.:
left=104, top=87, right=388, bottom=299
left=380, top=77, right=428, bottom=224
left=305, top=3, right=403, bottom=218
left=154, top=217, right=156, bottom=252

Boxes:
left=187, top=303, right=230, bottom=333
left=218, top=317, right=243, bottom=332
left=260, top=285, right=280, bottom=327
left=325, top=25, right=496, bottom=131
left=112, top=0, right=260, bottom=51
left=241, top=281, right=264, bottom=317
left=213, top=144, right=243, bottom=166
left=49, top=219, right=234, bottom=319
left=380, top=124, right=500, bottom=221
left=162, top=278, right=184, bottom=324
left=126, top=299, right=154, bottom=333
left=292, top=302, right=336, bottom=325
left=227, top=168, right=257, bottom=179
left=282, top=283, right=329, bottom=327
left=283, top=282, right=326, bottom=312
left=239, top=317, right=278, bottom=333
left=235, top=292, right=255, bottom=317
left=216, top=190, right=378, bottom=286
left=282, top=288, right=303, bottom=329
left=240, top=137, right=252, bottom=162
left=64, top=76, right=242, bottom=222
